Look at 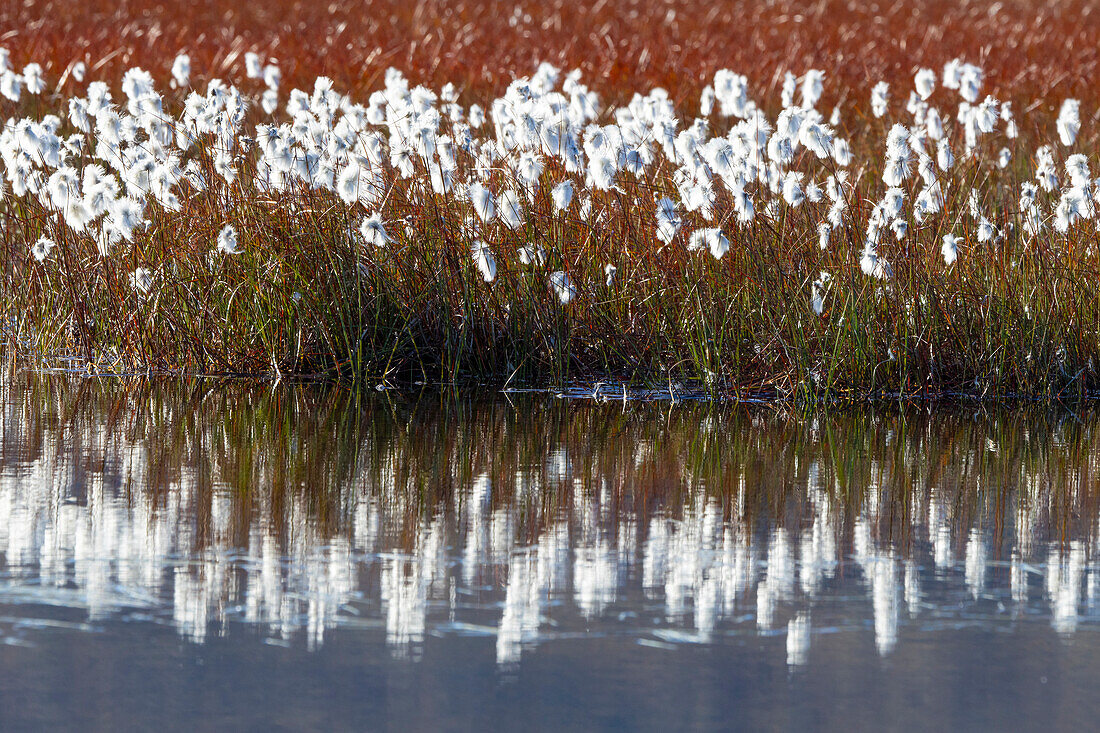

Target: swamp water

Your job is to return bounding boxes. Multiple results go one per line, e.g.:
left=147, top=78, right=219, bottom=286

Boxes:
left=0, top=374, right=1098, bottom=730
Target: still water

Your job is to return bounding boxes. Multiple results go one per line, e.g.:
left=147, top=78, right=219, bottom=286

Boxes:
left=0, top=374, right=1099, bottom=730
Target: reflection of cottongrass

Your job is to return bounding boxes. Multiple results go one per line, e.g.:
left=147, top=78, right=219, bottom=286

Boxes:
left=497, top=552, right=540, bottom=667
left=965, top=529, right=987, bottom=600
left=872, top=555, right=899, bottom=656
left=6, top=377, right=1100, bottom=664
left=1047, top=543, right=1085, bottom=635
left=381, top=556, right=428, bottom=657
left=787, top=612, right=811, bottom=667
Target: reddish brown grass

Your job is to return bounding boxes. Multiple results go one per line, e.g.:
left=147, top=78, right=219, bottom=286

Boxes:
left=3, top=0, right=1100, bottom=105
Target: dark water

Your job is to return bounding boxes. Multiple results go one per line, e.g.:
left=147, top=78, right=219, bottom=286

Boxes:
left=1, top=374, right=1100, bottom=730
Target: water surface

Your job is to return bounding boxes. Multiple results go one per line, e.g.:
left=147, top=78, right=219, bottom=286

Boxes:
left=0, top=374, right=1098, bottom=730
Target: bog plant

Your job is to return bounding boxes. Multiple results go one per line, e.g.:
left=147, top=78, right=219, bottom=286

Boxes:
left=1, top=49, right=1099, bottom=397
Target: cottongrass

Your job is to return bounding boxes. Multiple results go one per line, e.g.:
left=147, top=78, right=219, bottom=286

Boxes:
left=3, top=46, right=1100, bottom=398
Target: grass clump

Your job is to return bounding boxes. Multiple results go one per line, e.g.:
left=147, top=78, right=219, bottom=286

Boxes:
left=1, top=44, right=1100, bottom=398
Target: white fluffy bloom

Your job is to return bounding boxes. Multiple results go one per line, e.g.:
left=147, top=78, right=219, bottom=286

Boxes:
left=915, top=181, right=945, bottom=216
left=1036, top=146, right=1059, bottom=191
left=977, top=218, right=995, bottom=243
left=974, top=97, right=999, bottom=134
left=860, top=247, right=892, bottom=280
left=936, top=139, right=955, bottom=171
left=925, top=108, right=944, bottom=140
left=471, top=241, right=496, bottom=282
left=832, top=138, right=852, bottom=166
left=217, top=224, right=241, bottom=254
left=1057, top=99, right=1081, bottom=146
left=732, top=186, right=754, bottom=223
left=871, top=82, right=889, bottom=118
left=914, top=69, right=936, bottom=100
left=515, top=152, right=543, bottom=186
left=890, top=218, right=908, bottom=241
left=31, top=236, right=55, bottom=262
left=956, top=63, right=983, bottom=102
left=801, top=70, right=825, bottom=108
left=171, top=54, right=191, bottom=88
left=655, top=197, right=682, bottom=244
left=800, top=122, right=834, bottom=159
left=781, top=71, right=797, bottom=107
left=261, top=89, right=278, bottom=115
left=688, top=228, right=730, bottom=260
left=941, top=234, right=960, bottom=265
left=549, top=271, right=577, bottom=304
left=942, top=59, right=962, bottom=89
left=551, top=180, right=574, bottom=212
left=130, top=267, right=154, bottom=294
left=604, top=263, right=617, bottom=287
left=468, top=104, right=485, bottom=128
left=245, top=52, right=263, bottom=79
left=467, top=181, right=496, bottom=223
left=811, top=271, right=831, bottom=315
left=518, top=243, right=546, bottom=266
left=359, top=212, right=390, bottom=247
left=498, top=189, right=524, bottom=229
left=700, top=85, right=715, bottom=116
left=22, top=64, right=45, bottom=95
left=1, top=69, right=22, bottom=101
left=263, top=64, right=281, bottom=90
left=1066, top=153, right=1091, bottom=188
left=336, top=164, right=368, bottom=204
left=882, top=188, right=905, bottom=219
left=781, top=173, right=804, bottom=207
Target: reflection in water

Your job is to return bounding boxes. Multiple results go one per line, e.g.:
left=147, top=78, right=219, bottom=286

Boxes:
left=2, top=373, right=1100, bottom=668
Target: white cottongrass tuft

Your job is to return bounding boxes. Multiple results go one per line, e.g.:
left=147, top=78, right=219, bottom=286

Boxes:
left=891, top=218, right=908, bottom=241
left=801, top=70, right=825, bottom=107
left=245, top=52, right=263, bottom=79
left=23, top=64, right=45, bottom=95
left=549, top=270, right=577, bottom=304
left=31, top=236, right=55, bottom=262
left=655, top=197, right=682, bottom=244
left=914, top=68, right=936, bottom=100
left=551, top=180, right=574, bottom=212
left=467, top=181, right=496, bottom=223
left=941, top=233, right=960, bottom=265
left=359, top=212, right=391, bottom=247
left=604, top=263, right=618, bottom=287
left=518, top=243, right=546, bottom=266
left=171, top=54, right=191, bottom=88
left=471, top=241, right=496, bottom=282
left=871, top=82, right=889, bottom=118
left=781, top=173, right=805, bottom=207
left=860, top=247, right=893, bottom=280
left=217, top=224, right=241, bottom=254
left=811, top=271, right=832, bottom=315
left=130, top=267, right=154, bottom=294
left=688, top=228, right=730, bottom=260
left=1057, top=99, right=1081, bottom=147
left=977, top=218, right=995, bottom=243
left=498, top=190, right=524, bottom=229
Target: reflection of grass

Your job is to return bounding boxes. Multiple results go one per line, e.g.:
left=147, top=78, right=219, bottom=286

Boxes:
left=6, top=371, right=1100, bottom=555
